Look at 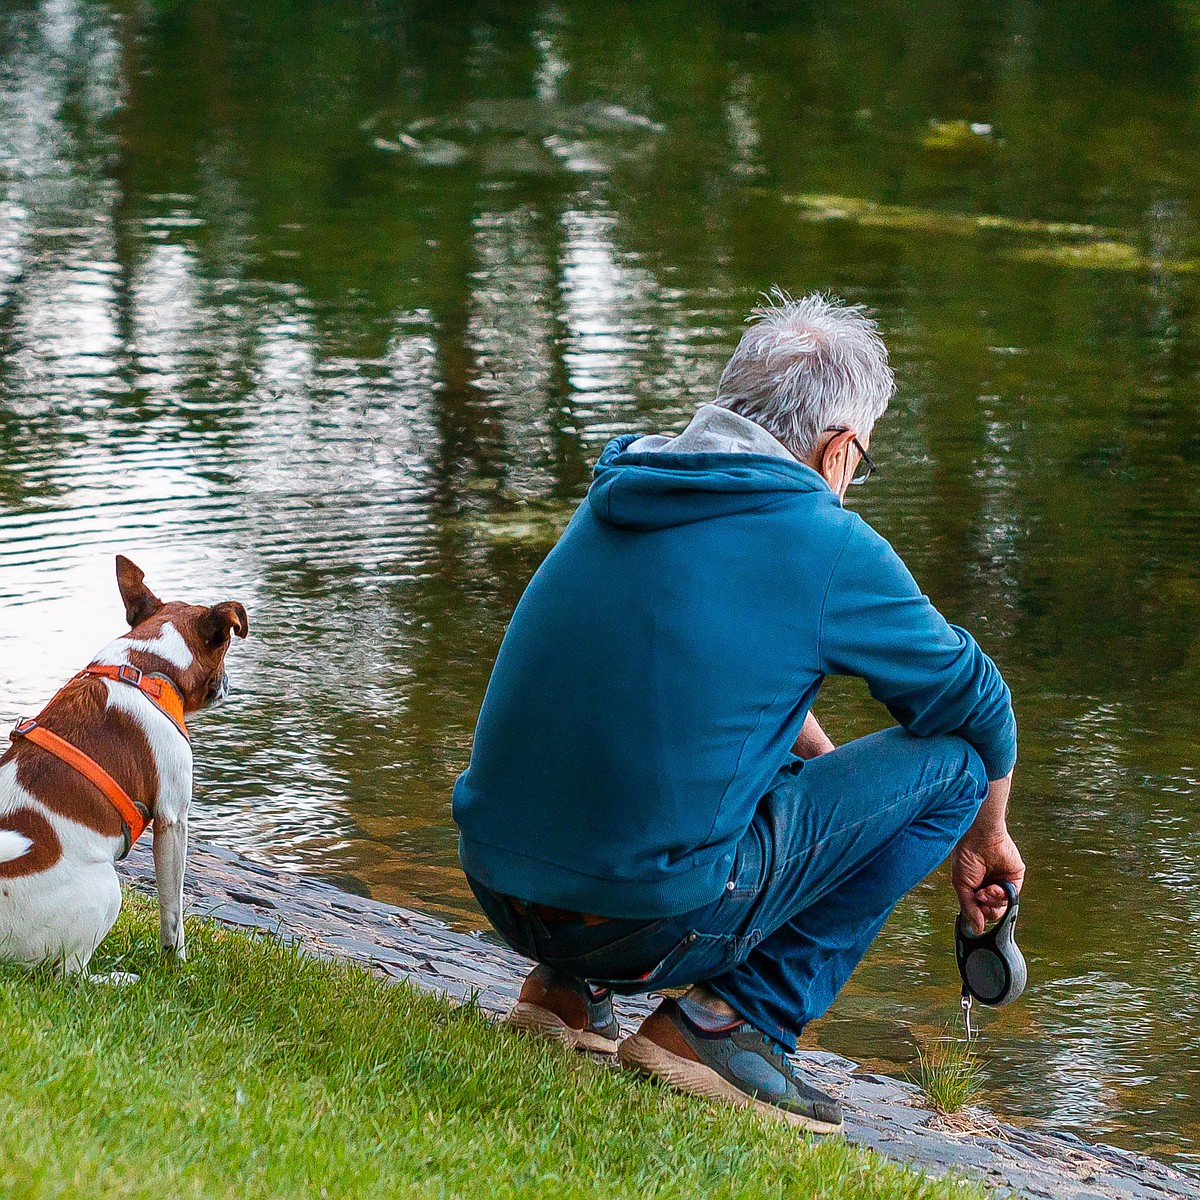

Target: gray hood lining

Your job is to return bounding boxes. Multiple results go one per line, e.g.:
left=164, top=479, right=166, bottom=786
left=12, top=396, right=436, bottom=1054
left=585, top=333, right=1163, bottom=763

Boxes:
left=627, top=405, right=796, bottom=462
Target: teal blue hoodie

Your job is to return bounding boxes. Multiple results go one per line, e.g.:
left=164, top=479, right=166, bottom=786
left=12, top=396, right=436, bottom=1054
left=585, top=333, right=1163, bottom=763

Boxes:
left=454, top=421, right=1016, bottom=918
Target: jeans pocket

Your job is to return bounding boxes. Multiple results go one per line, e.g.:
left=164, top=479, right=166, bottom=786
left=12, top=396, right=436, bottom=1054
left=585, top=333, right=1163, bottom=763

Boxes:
left=529, top=914, right=676, bottom=982
left=728, top=817, right=768, bottom=898
left=589, top=930, right=752, bottom=994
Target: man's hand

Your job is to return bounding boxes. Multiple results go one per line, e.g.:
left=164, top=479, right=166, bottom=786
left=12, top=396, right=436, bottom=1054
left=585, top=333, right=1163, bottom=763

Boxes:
left=951, top=772, right=1025, bottom=934
left=952, top=828, right=1025, bottom=933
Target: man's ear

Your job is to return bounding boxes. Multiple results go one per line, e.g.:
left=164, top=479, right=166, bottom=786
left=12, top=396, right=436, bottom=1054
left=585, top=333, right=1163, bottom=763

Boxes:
left=819, top=429, right=855, bottom=493
left=116, top=555, right=164, bottom=629
left=203, top=601, right=249, bottom=647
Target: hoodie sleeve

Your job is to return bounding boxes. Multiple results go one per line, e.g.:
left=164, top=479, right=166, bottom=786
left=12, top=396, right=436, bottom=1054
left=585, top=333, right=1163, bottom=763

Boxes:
left=818, top=519, right=1017, bottom=781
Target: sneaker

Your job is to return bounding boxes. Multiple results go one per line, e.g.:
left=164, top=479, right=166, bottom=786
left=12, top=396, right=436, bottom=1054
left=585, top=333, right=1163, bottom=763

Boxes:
left=505, top=964, right=621, bottom=1055
left=617, top=998, right=844, bottom=1133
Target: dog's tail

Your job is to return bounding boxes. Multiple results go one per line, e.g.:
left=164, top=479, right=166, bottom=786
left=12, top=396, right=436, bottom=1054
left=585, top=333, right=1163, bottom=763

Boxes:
left=0, top=830, right=32, bottom=863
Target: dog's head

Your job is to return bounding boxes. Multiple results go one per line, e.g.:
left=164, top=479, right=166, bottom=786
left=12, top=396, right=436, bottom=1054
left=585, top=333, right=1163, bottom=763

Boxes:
left=114, top=555, right=250, bottom=713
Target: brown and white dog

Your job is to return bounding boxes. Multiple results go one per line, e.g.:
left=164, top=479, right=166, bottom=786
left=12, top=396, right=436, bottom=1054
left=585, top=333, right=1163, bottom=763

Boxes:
left=0, top=556, right=248, bottom=976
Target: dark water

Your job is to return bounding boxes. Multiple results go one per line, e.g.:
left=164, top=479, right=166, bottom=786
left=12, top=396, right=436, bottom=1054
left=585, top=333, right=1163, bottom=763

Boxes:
left=2, top=0, right=1200, bottom=1170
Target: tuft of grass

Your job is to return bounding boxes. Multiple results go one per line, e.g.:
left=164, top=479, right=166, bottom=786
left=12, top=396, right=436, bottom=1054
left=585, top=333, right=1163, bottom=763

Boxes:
left=0, top=892, right=991, bottom=1200
left=910, top=1034, right=985, bottom=1117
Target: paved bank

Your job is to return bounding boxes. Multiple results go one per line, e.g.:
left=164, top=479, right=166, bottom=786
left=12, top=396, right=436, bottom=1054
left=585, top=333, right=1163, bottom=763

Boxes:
left=120, top=842, right=1195, bottom=1200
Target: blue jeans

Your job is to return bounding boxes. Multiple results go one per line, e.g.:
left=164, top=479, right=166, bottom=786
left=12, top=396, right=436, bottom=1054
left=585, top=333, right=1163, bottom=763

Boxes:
left=468, top=728, right=988, bottom=1051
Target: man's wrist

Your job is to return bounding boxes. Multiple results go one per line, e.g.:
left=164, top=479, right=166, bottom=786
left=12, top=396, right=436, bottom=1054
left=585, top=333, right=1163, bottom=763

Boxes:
left=960, top=820, right=1008, bottom=845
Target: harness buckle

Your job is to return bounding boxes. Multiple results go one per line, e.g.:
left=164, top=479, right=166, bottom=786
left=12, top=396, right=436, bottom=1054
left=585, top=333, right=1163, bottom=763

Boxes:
left=117, top=665, right=143, bottom=686
left=11, top=718, right=37, bottom=740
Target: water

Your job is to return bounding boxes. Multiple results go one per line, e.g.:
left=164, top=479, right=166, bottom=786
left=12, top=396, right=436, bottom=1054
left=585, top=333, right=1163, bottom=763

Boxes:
left=2, top=0, right=1199, bottom=1170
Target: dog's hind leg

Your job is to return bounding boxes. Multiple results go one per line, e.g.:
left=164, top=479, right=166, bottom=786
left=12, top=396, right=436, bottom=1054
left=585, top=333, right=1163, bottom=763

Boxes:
left=48, top=863, right=124, bottom=977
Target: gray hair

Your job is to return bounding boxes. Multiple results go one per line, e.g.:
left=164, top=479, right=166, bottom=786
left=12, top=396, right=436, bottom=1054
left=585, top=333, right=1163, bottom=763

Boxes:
left=715, top=290, right=895, bottom=458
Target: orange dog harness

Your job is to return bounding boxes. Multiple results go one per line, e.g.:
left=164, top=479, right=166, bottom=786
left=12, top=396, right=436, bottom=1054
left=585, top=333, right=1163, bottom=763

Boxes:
left=79, top=665, right=188, bottom=739
left=9, top=664, right=189, bottom=859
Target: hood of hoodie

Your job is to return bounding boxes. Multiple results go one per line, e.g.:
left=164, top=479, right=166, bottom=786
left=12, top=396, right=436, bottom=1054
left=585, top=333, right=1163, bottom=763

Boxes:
left=588, top=405, right=835, bottom=532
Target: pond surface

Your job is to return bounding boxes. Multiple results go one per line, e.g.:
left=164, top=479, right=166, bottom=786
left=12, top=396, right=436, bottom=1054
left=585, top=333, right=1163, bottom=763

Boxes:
left=2, top=0, right=1199, bottom=1171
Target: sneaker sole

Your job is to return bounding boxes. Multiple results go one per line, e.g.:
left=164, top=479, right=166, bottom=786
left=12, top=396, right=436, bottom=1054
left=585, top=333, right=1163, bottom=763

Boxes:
left=617, top=1034, right=843, bottom=1135
left=505, top=1002, right=619, bottom=1056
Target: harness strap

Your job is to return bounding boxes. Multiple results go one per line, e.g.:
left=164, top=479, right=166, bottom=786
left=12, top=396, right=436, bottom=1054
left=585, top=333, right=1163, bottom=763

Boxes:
left=9, top=719, right=150, bottom=859
left=78, top=664, right=188, bottom=740
left=4, top=661, right=184, bottom=861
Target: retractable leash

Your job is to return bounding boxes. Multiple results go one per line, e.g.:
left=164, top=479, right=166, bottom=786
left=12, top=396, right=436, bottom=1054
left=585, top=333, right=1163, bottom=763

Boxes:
left=954, top=881, right=1027, bottom=1040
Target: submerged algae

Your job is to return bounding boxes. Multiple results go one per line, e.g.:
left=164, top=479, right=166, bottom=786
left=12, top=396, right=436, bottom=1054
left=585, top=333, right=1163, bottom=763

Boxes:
left=781, top=194, right=1198, bottom=273
left=461, top=501, right=577, bottom=546
left=780, top=193, right=1109, bottom=239
left=1008, top=242, right=1197, bottom=272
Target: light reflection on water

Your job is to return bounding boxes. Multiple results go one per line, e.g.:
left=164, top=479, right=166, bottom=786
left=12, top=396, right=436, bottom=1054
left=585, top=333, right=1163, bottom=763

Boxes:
left=2, top=0, right=1200, bottom=1173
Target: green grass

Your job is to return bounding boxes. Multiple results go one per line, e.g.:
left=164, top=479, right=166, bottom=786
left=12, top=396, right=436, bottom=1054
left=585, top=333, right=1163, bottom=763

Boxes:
left=0, top=894, right=988, bottom=1200
left=910, top=1035, right=985, bottom=1117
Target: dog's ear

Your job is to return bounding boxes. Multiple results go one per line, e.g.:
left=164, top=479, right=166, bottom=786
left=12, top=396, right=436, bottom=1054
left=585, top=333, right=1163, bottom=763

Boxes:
left=203, top=601, right=249, bottom=647
left=116, top=555, right=164, bottom=629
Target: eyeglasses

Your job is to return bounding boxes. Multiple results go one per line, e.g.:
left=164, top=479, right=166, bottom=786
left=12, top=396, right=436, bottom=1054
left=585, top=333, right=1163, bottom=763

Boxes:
left=823, top=426, right=877, bottom=486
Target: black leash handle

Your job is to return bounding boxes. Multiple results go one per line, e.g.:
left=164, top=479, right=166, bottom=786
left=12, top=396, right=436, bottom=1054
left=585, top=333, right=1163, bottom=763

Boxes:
left=955, top=880, right=1027, bottom=1007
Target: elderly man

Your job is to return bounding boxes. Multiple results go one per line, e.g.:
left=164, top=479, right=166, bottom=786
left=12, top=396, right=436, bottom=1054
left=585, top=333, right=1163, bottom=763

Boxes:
left=453, top=293, right=1022, bottom=1132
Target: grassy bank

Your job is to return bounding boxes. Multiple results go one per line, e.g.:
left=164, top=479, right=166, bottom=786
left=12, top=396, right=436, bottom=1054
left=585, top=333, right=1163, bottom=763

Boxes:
left=0, top=895, right=985, bottom=1200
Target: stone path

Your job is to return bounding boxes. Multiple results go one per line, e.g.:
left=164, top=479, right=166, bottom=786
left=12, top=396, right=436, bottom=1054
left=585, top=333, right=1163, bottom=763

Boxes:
left=120, top=842, right=1196, bottom=1200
